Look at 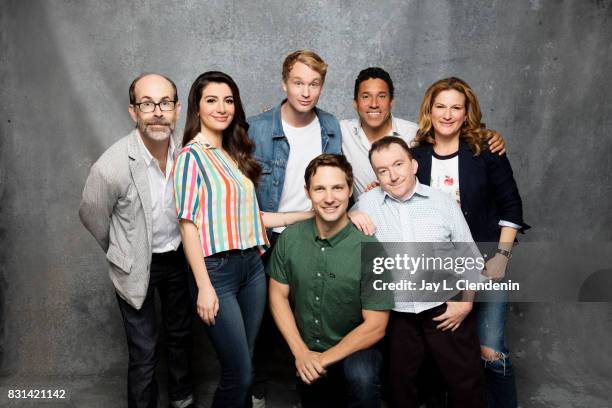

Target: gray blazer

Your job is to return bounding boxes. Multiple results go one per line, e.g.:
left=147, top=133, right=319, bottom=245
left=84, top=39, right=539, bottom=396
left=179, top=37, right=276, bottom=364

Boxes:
left=79, top=129, right=181, bottom=309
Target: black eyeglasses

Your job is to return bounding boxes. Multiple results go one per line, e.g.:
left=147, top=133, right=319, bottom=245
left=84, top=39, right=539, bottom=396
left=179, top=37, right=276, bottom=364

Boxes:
left=133, top=100, right=176, bottom=113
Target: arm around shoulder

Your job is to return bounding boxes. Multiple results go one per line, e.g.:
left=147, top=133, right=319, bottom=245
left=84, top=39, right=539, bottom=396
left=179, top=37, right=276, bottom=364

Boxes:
left=261, top=210, right=314, bottom=229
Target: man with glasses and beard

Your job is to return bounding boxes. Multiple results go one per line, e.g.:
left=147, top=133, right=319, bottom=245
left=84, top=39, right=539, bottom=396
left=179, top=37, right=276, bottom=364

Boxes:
left=79, top=73, right=195, bottom=408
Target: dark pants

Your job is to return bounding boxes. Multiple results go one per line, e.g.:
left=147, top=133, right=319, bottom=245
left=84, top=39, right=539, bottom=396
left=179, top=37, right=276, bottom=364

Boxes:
left=297, top=348, right=383, bottom=408
left=252, top=232, right=283, bottom=400
left=116, top=246, right=193, bottom=408
left=388, top=305, right=485, bottom=408
left=190, top=248, right=266, bottom=408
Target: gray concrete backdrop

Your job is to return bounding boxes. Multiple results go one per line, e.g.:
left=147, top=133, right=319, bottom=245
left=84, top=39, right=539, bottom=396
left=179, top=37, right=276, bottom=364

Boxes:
left=1, top=0, right=611, bottom=406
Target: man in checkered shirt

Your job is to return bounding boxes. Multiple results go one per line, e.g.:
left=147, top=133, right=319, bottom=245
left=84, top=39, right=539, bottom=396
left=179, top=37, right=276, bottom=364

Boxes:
left=352, top=136, right=485, bottom=408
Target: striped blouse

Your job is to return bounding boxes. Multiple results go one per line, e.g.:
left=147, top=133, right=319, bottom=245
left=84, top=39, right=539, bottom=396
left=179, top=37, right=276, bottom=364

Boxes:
left=174, top=133, right=269, bottom=256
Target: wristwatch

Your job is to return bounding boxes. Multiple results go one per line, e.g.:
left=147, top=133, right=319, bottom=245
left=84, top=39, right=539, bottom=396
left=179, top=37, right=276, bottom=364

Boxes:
left=496, top=248, right=512, bottom=259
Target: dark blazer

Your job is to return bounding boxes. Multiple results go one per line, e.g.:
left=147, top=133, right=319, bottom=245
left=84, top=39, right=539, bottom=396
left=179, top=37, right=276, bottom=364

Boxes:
left=411, top=140, right=530, bottom=243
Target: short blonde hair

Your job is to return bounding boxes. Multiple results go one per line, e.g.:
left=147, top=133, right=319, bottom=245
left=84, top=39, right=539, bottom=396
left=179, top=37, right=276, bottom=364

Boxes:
left=282, top=50, right=328, bottom=83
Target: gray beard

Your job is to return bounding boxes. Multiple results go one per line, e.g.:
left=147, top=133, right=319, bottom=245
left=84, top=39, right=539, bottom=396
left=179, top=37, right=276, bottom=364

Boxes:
left=142, top=124, right=173, bottom=142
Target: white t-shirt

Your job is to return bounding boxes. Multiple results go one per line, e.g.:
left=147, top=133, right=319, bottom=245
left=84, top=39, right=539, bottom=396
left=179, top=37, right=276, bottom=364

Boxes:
left=340, top=116, right=418, bottom=198
left=273, top=116, right=322, bottom=233
left=430, top=150, right=521, bottom=229
left=430, top=151, right=461, bottom=205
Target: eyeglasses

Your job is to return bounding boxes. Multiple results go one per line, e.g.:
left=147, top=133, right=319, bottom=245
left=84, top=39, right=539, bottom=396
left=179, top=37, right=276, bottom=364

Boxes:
left=133, top=100, right=176, bottom=113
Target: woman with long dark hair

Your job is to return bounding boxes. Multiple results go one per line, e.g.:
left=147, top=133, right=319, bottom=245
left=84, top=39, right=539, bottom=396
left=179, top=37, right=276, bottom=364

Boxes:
left=411, top=77, right=530, bottom=408
left=174, top=71, right=312, bottom=407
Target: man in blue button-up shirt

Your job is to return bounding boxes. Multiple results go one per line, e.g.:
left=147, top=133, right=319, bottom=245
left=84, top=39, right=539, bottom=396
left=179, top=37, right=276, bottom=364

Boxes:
left=354, top=136, right=486, bottom=408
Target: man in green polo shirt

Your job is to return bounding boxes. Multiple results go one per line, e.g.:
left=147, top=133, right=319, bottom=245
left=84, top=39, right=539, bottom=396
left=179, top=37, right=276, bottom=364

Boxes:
left=268, top=153, right=393, bottom=408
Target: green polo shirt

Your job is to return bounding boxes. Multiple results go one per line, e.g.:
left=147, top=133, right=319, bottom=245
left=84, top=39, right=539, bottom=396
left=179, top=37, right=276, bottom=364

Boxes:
left=267, top=218, right=394, bottom=352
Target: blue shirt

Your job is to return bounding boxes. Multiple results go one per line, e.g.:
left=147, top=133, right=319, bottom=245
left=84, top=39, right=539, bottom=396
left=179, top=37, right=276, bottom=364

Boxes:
left=353, top=179, right=482, bottom=313
left=247, top=101, right=342, bottom=213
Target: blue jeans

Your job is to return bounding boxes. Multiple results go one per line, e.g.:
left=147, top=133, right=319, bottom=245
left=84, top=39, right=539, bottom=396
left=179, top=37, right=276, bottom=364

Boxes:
left=190, top=248, right=266, bottom=408
left=475, top=289, right=518, bottom=408
left=297, top=347, right=383, bottom=408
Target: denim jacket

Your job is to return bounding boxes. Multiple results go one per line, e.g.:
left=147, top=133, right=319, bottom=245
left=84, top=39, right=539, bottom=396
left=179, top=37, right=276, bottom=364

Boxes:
left=247, top=101, right=342, bottom=212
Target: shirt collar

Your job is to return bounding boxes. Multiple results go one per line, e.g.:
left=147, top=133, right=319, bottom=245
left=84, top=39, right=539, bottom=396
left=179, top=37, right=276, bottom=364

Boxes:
left=273, top=100, right=327, bottom=139
left=193, top=132, right=216, bottom=149
left=389, top=116, right=401, bottom=136
left=353, top=116, right=401, bottom=152
left=310, top=217, right=354, bottom=247
left=381, top=178, right=430, bottom=204
left=353, top=115, right=401, bottom=138
left=137, top=132, right=176, bottom=167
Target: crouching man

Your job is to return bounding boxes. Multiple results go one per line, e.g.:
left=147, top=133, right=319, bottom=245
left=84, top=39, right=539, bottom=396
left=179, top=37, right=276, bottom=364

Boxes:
left=268, top=154, right=394, bottom=408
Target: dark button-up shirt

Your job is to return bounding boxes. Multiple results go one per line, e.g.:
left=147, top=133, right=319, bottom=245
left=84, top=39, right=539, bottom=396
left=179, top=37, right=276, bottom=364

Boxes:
left=267, top=218, right=394, bottom=352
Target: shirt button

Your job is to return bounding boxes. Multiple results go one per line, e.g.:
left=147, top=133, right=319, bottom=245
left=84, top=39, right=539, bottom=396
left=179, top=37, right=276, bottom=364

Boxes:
left=316, top=339, right=320, bottom=343
left=321, top=247, right=325, bottom=252
left=315, top=296, right=319, bottom=301
left=317, top=273, right=321, bottom=277
left=315, top=319, right=319, bottom=324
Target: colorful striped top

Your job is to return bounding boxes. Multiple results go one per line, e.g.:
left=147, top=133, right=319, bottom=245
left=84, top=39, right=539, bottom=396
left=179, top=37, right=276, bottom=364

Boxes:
left=174, top=133, right=269, bottom=256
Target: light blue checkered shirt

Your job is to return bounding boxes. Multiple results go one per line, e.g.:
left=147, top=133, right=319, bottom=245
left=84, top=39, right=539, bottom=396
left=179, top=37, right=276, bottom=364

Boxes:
left=353, top=179, right=482, bottom=313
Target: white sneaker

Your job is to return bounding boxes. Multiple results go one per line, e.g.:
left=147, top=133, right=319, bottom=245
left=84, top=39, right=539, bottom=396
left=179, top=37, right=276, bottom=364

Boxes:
left=252, top=395, right=266, bottom=408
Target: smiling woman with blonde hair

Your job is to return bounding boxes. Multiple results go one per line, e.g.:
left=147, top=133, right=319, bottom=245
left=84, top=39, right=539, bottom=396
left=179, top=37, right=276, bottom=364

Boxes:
left=411, top=77, right=530, bottom=408
left=414, top=76, right=493, bottom=156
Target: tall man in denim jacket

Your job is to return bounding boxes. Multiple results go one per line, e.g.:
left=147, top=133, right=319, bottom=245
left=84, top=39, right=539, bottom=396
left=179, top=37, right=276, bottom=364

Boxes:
left=248, top=49, right=342, bottom=218
left=247, top=50, right=342, bottom=406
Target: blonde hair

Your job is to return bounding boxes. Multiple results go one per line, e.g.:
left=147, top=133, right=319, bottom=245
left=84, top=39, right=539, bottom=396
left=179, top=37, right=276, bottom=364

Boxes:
left=413, top=77, right=493, bottom=155
left=282, top=50, right=328, bottom=83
